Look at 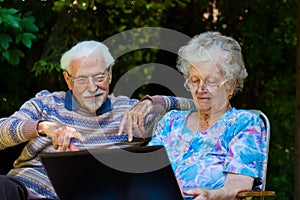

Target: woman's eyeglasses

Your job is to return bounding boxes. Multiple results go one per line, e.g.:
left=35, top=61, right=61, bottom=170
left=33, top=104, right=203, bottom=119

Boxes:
left=184, top=78, right=228, bottom=92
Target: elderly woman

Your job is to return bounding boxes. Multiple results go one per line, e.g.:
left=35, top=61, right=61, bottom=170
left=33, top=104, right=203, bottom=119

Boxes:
left=148, top=31, right=267, bottom=200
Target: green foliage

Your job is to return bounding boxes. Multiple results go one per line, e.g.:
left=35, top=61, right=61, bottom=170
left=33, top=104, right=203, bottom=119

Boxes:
left=0, top=5, right=38, bottom=65
left=31, top=60, right=61, bottom=76
left=30, top=0, right=190, bottom=76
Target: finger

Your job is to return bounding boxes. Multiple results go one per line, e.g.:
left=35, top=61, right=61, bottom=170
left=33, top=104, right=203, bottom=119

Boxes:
left=62, top=127, right=85, bottom=151
left=52, top=134, right=58, bottom=150
left=132, top=117, right=143, bottom=138
left=183, top=189, right=199, bottom=195
left=137, top=111, right=145, bottom=130
left=118, top=113, right=128, bottom=135
left=139, top=124, right=145, bottom=137
left=59, top=126, right=82, bottom=140
left=57, top=135, right=65, bottom=148
left=126, top=114, right=133, bottom=142
left=73, top=131, right=85, bottom=142
left=137, top=113, right=147, bottom=137
left=69, top=143, right=79, bottom=151
left=137, top=101, right=152, bottom=127
left=54, top=126, right=69, bottom=150
left=184, top=188, right=208, bottom=200
left=60, top=132, right=73, bottom=152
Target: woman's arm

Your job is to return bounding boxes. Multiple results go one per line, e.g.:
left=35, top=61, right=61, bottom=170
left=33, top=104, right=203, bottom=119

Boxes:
left=184, top=173, right=254, bottom=200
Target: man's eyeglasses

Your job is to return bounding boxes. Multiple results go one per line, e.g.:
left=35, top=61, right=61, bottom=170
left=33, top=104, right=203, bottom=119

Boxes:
left=67, top=72, right=109, bottom=87
left=184, top=78, right=228, bottom=92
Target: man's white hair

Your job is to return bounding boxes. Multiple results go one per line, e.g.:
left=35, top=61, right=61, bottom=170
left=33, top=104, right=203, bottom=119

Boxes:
left=60, top=40, right=115, bottom=72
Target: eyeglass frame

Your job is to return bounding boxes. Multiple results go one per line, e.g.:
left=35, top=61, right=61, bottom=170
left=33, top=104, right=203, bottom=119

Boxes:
left=66, top=70, right=110, bottom=87
left=184, top=78, right=228, bottom=92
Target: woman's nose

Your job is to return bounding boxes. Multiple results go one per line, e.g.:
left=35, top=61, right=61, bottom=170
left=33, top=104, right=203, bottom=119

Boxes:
left=196, top=82, right=208, bottom=93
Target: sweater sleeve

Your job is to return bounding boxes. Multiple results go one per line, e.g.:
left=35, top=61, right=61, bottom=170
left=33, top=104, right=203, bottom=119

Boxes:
left=0, top=92, right=47, bottom=150
left=139, top=95, right=194, bottom=138
left=141, top=95, right=195, bottom=114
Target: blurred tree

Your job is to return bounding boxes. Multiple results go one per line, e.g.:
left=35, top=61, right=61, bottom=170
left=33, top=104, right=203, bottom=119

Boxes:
left=215, top=1, right=295, bottom=199
left=295, top=0, right=300, bottom=199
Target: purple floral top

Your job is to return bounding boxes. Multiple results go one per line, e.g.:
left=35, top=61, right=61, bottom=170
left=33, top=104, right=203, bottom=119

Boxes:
left=148, top=108, right=267, bottom=193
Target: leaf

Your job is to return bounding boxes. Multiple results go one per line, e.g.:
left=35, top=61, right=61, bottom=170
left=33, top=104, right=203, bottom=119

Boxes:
left=22, top=33, right=37, bottom=48
left=2, top=50, right=9, bottom=60
left=22, top=37, right=32, bottom=48
left=0, top=8, right=20, bottom=28
left=16, top=33, right=22, bottom=43
left=0, top=33, right=12, bottom=50
left=0, top=8, right=19, bottom=15
left=7, top=48, right=24, bottom=65
left=16, top=33, right=37, bottom=48
left=2, top=14, right=20, bottom=28
left=20, top=15, right=39, bottom=32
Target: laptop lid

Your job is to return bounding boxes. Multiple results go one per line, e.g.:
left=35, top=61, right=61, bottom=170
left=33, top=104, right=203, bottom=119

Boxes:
left=39, top=145, right=183, bottom=200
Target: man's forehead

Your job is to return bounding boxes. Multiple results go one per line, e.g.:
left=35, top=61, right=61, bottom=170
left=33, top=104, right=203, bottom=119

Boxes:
left=72, top=56, right=106, bottom=66
left=69, top=56, right=107, bottom=74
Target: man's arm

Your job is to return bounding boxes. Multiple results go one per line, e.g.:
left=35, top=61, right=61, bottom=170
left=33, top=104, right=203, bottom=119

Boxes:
left=118, top=95, right=194, bottom=141
left=143, top=95, right=195, bottom=114
left=0, top=92, right=84, bottom=151
left=0, top=101, right=43, bottom=150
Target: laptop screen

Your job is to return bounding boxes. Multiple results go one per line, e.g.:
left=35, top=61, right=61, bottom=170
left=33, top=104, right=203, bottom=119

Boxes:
left=39, top=145, right=183, bottom=200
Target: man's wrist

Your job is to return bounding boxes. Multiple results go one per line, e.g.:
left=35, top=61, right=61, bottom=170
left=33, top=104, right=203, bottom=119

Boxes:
left=37, top=120, right=47, bottom=137
left=141, top=95, right=166, bottom=114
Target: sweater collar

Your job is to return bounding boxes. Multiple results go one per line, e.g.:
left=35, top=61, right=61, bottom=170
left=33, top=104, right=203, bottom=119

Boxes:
left=64, top=90, right=112, bottom=115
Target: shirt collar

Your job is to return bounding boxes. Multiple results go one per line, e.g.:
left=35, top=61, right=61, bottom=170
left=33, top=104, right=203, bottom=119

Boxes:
left=65, top=90, right=112, bottom=115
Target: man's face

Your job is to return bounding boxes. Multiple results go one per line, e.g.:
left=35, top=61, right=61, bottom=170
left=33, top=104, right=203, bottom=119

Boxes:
left=64, top=56, right=111, bottom=113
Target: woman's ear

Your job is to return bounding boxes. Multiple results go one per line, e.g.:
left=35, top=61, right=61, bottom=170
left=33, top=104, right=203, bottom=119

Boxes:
left=63, top=71, right=73, bottom=90
left=229, top=80, right=237, bottom=98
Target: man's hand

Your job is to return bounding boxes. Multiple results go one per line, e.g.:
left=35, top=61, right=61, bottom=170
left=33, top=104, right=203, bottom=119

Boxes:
left=38, top=121, right=85, bottom=152
left=118, top=99, right=153, bottom=141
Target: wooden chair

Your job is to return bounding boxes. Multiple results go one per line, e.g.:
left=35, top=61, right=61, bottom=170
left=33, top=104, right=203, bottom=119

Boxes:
left=236, top=110, right=275, bottom=199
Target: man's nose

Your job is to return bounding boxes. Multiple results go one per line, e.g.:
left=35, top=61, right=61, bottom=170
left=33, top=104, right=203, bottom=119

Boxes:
left=86, top=78, right=97, bottom=92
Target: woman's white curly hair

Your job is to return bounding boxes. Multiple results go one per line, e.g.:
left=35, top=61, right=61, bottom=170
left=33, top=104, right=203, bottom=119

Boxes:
left=176, top=31, right=248, bottom=95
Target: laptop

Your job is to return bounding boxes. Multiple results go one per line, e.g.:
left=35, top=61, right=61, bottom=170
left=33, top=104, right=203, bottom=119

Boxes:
left=39, top=145, right=184, bottom=200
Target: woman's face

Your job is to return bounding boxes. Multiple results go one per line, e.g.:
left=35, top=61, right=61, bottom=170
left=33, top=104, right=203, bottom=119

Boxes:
left=188, top=61, right=234, bottom=113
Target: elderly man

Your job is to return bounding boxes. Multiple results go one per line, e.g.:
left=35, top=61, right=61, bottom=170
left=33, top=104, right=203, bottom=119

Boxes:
left=0, top=40, right=194, bottom=199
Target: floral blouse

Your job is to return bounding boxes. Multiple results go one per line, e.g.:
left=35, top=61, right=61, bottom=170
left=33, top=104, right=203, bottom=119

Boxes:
left=148, top=107, right=267, bottom=193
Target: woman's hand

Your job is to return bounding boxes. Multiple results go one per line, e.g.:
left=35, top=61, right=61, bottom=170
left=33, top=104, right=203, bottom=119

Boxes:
left=37, top=121, right=85, bottom=152
left=184, top=188, right=212, bottom=200
left=184, top=173, right=254, bottom=200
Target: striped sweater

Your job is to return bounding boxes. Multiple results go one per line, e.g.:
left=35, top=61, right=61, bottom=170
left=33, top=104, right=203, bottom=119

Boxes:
left=0, top=90, right=194, bottom=199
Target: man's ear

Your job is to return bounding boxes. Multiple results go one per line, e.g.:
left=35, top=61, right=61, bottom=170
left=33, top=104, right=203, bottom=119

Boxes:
left=63, top=71, right=73, bottom=90
left=108, top=66, right=113, bottom=84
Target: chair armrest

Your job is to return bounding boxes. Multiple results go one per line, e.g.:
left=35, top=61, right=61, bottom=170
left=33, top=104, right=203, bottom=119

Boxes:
left=236, top=191, right=275, bottom=197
